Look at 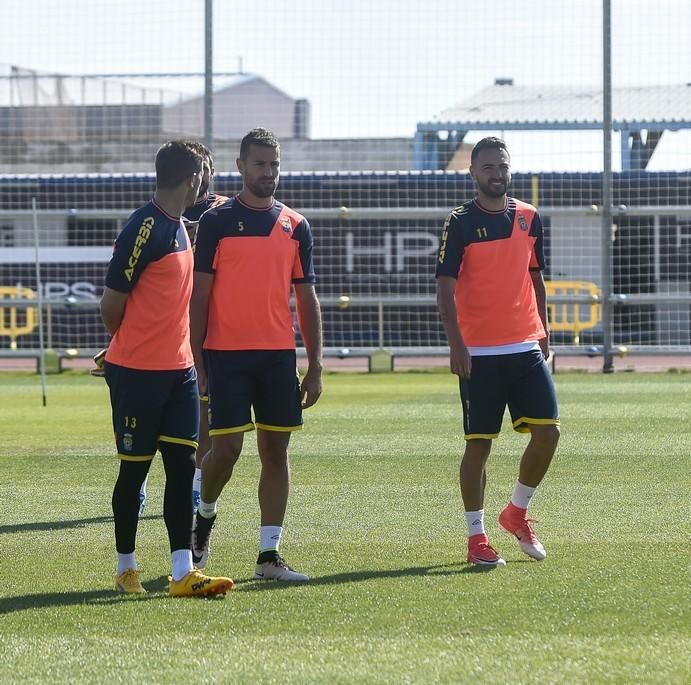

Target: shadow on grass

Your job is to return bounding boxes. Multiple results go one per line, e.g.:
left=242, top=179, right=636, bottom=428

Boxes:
left=234, top=561, right=500, bottom=591
left=0, top=563, right=507, bottom=613
left=0, top=574, right=228, bottom=615
left=0, top=514, right=162, bottom=535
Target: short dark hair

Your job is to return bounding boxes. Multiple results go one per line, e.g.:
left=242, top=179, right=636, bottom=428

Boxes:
left=239, top=127, right=280, bottom=160
left=155, top=140, right=203, bottom=189
left=470, top=137, right=509, bottom=165
left=189, top=140, right=214, bottom=175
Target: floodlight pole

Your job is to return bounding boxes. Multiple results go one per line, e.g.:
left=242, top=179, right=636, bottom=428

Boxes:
left=204, top=0, right=213, bottom=149
left=601, top=0, right=614, bottom=373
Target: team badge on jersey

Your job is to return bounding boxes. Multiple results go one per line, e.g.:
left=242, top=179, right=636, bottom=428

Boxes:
left=518, top=214, right=529, bottom=231
left=280, top=217, right=292, bottom=233
left=123, top=433, right=133, bottom=451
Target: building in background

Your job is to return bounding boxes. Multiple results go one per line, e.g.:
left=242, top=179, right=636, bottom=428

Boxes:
left=2, top=67, right=688, bottom=175
left=162, top=73, right=310, bottom=140
left=415, top=79, right=691, bottom=171
left=0, top=65, right=418, bottom=173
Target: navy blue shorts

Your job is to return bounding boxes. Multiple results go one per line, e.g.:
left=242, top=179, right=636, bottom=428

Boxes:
left=205, top=349, right=303, bottom=435
left=459, top=350, right=559, bottom=439
left=104, top=363, right=200, bottom=460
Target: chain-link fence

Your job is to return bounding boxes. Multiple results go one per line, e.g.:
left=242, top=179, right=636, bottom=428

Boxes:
left=1, top=1, right=690, bottom=370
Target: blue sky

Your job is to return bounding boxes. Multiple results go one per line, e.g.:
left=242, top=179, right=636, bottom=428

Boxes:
left=2, top=0, right=690, bottom=170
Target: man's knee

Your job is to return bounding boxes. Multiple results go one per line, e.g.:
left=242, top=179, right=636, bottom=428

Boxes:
left=159, top=442, right=196, bottom=478
left=115, top=459, right=151, bottom=490
left=462, top=438, right=492, bottom=463
left=258, top=431, right=290, bottom=468
left=210, top=435, right=243, bottom=466
left=530, top=423, right=560, bottom=449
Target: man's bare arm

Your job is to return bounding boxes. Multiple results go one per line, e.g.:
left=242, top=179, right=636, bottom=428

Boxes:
left=294, top=283, right=323, bottom=408
left=100, top=287, right=128, bottom=336
left=530, top=269, right=550, bottom=358
left=436, top=276, right=471, bottom=378
left=190, top=272, right=214, bottom=393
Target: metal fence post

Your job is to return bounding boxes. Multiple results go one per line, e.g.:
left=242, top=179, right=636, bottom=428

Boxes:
left=204, top=0, right=213, bottom=150
left=601, top=0, right=614, bottom=373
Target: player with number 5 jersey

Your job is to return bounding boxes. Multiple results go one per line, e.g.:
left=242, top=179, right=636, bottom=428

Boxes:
left=191, top=127, right=323, bottom=582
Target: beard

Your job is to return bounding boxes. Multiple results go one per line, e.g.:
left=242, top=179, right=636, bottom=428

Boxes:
left=247, top=178, right=277, bottom=198
left=197, top=180, right=210, bottom=198
left=186, top=186, right=202, bottom=207
left=478, top=179, right=508, bottom=198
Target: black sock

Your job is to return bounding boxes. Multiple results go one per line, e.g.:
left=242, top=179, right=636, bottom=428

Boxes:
left=112, top=460, right=150, bottom=553
left=160, top=442, right=196, bottom=552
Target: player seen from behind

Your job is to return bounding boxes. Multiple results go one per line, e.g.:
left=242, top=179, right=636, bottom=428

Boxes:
left=135, top=141, right=230, bottom=517
left=100, top=140, right=233, bottom=596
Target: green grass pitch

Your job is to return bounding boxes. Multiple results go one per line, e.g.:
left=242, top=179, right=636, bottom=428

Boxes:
left=1, top=370, right=689, bottom=684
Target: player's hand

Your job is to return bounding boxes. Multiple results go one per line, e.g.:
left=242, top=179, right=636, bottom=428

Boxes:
left=539, top=333, right=550, bottom=359
left=300, top=365, right=323, bottom=409
left=195, top=364, right=208, bottom=396
left=449, top=343, right=472, bottom=379
left=90, top=348, right=107, bottom=378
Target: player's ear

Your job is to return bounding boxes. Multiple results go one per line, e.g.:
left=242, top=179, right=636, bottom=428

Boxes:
left=236, top=157, right=244, bottom=174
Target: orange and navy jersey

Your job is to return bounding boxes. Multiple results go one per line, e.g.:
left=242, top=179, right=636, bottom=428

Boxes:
left=195, top=195, right=316, bottom=351
left=435, top=197, right=546, bottom=347
left=184, top=192, right=230, bottom=223
left=186, top=193, right=230, bottom=250
left=105, top=199, right=194, bottom=370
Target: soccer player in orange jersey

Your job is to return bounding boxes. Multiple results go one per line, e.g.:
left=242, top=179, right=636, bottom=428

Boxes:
left=184, top=141, right=230, bottom=244
left=135, top=141, right=229, bottom=518
left=185, top=142, right=230, bottom=513
left=100, top=140, right=233, bottom=596
left=436, top=137, right=560, bottom=567
left=190, top=128, right=323, bottom=581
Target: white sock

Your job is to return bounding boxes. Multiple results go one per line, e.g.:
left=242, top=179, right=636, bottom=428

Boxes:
left=193, top=468, right=202, bottom=493
left=171, top=549, right=194, bottom=581
left=198, top=499, right=217, bottom=519
left=139, top=474, right=149, bottom=499
left=511, top=481, right=537, bottom=510
left=465, top=510, right=485, bottom=537
left=259, top=525, right=283, bottom=553
left=117, top=553, right=137, bottom=576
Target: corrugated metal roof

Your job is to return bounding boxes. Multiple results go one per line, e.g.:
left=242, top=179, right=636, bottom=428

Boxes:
left=423, top=84, right=691, bottom=130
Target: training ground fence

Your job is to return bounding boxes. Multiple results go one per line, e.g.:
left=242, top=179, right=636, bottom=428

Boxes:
left=1, top=171, right=690, bottom=370
left=1, top=1, right=690, bottom=372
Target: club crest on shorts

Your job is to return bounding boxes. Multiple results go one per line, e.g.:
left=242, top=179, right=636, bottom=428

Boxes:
left=280, top=217, right=292, bottom=233
left=518, top=214, right=529, bottom=231
left=123, top=433, right=133, bottom=451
